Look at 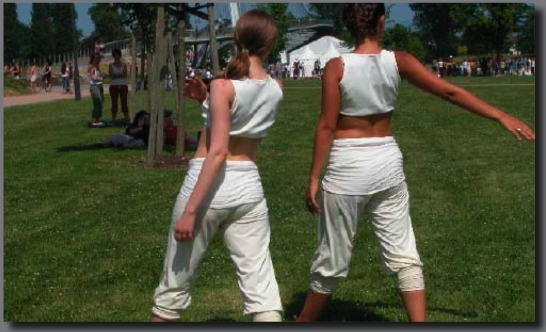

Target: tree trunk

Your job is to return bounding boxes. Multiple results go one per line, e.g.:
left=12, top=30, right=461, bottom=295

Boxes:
left=147, top=4, right=168, bottom=167
left=140, top=29, right=146, bottom=83
left=208, top=3, right=220, bottom=76
left=175, top=4, right=187, bottom=157
left=129, top=33, right=137, bottom=120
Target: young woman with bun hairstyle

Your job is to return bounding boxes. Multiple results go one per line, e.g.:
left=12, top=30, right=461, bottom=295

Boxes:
left=297, top=3, right=534, bottom=322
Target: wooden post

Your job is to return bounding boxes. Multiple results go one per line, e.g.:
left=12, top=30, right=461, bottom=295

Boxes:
left=175, top=3, right=187, bottom=157
left=147, top=4, right=167, bottom=167
left=207, top=3, right=220, bottom=76
left=129, top=33, right=137, bottom=120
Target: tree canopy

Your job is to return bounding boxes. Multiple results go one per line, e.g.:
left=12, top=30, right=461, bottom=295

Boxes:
left=4, top=3, right=19, bottom=64
left=88, top=4, right=130, bottom=44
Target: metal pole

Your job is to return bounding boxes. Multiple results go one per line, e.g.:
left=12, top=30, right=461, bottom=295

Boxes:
left=74, top=50, right=81, bottom=100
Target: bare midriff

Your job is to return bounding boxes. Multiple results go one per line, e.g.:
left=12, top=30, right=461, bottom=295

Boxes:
left=334, top=112, right=393, bottom=139
left=192, top=127, right=262, bottom=162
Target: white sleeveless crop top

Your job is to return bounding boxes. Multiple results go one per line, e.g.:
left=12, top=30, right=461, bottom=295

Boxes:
left=339, top=50, right=401, bottom=116
left=201, top=78, right=283, bottom=138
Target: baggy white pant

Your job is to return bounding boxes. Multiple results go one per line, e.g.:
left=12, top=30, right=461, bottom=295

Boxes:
left=151, top=194, right=282, bottom=320
left=310, top=182, right=423, bottom=294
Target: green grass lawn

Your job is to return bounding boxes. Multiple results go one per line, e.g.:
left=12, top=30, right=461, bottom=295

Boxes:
left=3, top=75, right=535, bottom=322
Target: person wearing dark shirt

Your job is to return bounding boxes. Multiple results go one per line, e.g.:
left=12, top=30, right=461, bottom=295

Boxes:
left=102, top=110, right=150, bottom=148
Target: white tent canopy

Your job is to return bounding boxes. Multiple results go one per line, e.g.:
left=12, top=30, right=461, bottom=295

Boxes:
left=287, top=36, right=353, bottom=77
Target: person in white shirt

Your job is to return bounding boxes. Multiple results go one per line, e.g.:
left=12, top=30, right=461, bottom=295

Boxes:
left=297, top=2, right=535, bottom=323
left=151, top=10, right=284, bottom=323
left=108, top=49, right=130, bottom=124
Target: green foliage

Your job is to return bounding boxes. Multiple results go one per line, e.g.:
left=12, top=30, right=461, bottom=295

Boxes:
left=410, top=4, right=478, bottom=59
left=4, top=3, right=19, bottom=64
left=478, top=4, right=529, bottom=60
left=255, top=3, right=292, bottom=62
left=3, top=76, right=536, bottom=322
left=457, top=45, right=468, bottom=57
left=517, top=6, right=534, bottom=55
left=382, top=24, right=426, bottom=60
left=88, top=3, right=130, bottom=43
left=412, top=3, right=531, bottom=60
left=307, top=3, right=346, bottom=36
left=115, top=3, right=157, bottom=39
left=17, top=23, right=33, bottom=63
left=30, top=3, right=55, bottom=61
left=3, top=74, right=32, bottom=95
left=50, top=4, right=78, bottom=54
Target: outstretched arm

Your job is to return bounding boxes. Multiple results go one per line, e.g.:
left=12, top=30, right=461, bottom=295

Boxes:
left=173, top=79, right=233, bottom=242
left=395, top=51, right=534, bottom=141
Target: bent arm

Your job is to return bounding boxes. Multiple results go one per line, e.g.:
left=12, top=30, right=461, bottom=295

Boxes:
left=183, top=79, right=232, bottom=215
left=395, top=51, right=535, bottom=140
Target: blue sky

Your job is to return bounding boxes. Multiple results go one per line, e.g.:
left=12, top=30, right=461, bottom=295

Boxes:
left=16, top=3, right=415, bottom=37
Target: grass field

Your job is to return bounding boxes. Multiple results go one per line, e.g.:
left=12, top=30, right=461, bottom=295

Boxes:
left=3, top=75, right=535, bottom=322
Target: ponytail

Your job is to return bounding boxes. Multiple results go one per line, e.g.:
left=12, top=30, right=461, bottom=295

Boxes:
left=222, top=51, right=251, bottom=80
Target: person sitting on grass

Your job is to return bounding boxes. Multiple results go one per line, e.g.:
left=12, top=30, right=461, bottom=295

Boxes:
left=102, top=110, right=150, bottom=148
left=163, top=109, right=198, bottom=150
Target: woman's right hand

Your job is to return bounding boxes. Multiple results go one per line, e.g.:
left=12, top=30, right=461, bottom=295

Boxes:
left=305, top=179, right=322, bottom=215
left=184, top=77, right=207, bottom=103
left=497, top=113, right=535, bottom=141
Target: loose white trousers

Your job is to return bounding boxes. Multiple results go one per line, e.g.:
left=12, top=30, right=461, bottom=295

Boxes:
left=152, top=169, right=282, bottom=320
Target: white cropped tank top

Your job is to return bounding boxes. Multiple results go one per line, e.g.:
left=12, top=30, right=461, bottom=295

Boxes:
left=201, top=77, right=283, bottom=138
left=339, top=50, right=401, bottom=116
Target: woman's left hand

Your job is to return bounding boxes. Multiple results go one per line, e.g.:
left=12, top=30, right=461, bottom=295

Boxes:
left=173, top=211, right=196, bottom=242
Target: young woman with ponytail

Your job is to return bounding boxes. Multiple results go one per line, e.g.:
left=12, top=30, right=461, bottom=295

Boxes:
left=151, top=10, right=284, bottom=322
left=297, top=3, right=534, bottom=322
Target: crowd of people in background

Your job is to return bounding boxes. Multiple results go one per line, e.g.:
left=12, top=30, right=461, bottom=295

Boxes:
left=433, top=55, right=535, bottom=78
left=4, top=53, right=535, bottom=95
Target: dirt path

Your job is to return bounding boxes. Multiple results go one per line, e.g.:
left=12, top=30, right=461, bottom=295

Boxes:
left=3, top=84, right=111, bottom=108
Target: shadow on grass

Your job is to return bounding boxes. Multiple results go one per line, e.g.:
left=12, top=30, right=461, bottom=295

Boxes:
left=56, top=143, right=108, bottom=152
left=284, top=292, right=479, bottom=322
left=56, top=143, right=196, bottom=154
left=203, top=318, right=239, bottom=322
left=284, top=292, right=390, bottom=322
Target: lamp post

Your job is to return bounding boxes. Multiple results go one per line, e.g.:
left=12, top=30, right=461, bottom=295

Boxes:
left=73, top=49, right=81, bottom=100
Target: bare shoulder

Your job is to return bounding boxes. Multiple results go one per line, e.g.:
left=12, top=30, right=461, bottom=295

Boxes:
left=274, top=78, right=283, bottom=89
left=393, top=50, right=429, bottom=78
left=393, top=50, right=413, bottom=70
left=323, top=56, right=344, bottom=79
left=325, top=56, right=343, bottom=69
left=210, top=78, right=235, bottom=101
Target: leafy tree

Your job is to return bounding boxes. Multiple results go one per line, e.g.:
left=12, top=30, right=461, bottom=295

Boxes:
left=50, top=4, right=78, bottom=55
left=410, top=3, right=477, bottom=59
left=308, top=3, right=395, bottom=48
left=462, top=3, right=528, bottom=60
left=4, top=3, right=19, bottom=64
left=382, top=24, right=426, bottom=60
left=255, top=3, right=292, bottom=63
left=307, top=4, right=345, bottom=36
left=88, top=4, right=129, bottom=43
left=115, top=3, right=158, bottom=81
left=18, top=23, right=33, bottom=63
left=516, top=5, right=534, bottom=55
left=484, top=3, right=528, bottom=61
left=30, top=3, right=55, bottom=63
